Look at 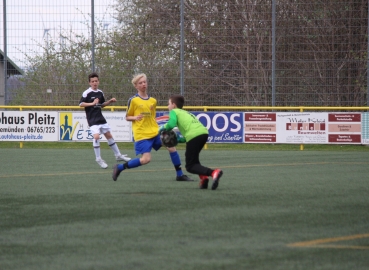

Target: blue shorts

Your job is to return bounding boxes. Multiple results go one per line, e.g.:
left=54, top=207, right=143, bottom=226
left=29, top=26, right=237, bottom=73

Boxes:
left=134, top=134, right=162, bottom=155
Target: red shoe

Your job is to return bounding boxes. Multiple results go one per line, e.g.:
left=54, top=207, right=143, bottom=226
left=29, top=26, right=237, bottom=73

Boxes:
left=211, top=169, right=223, bottom=190
left=199, top=175, right=209, bottom=189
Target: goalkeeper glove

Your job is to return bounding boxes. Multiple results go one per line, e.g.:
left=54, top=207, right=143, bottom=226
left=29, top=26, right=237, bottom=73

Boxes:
left=176, top=132, right=186, bottom=143
left=158, top=125, right=166, bottom=134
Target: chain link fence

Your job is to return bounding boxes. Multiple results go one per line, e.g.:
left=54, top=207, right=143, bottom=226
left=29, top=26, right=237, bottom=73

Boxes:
left=1, top=0, right=368, bottom=107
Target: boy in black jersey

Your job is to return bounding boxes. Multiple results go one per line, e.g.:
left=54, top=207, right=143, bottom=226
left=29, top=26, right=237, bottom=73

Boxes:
left=79, top=72, right=131, bottom=169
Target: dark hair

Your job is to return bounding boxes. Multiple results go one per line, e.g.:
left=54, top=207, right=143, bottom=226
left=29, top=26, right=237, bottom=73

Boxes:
left=88, top=72, right=99, bottom=81
left=170, top=95, right=185, bottom=109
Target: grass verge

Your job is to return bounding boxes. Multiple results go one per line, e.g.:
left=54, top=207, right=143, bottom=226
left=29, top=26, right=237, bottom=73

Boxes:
left=1, top=141, right=369, bottom=151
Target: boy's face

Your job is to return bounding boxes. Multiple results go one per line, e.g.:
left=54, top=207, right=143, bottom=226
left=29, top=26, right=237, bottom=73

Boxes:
left=135, top=77, right=147, bottom=92
left=167, top=99, right=176, bottom=111
left=89, top=77, right=99, bottom=90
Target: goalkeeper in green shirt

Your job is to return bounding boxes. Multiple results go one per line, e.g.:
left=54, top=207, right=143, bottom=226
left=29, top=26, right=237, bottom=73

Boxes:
left=160, top=95, right=223, bottom=190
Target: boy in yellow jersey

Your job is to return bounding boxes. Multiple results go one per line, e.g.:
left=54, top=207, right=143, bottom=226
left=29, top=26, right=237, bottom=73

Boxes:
left=112, top=74, right=193, bottom=182
left=160, top=94, right=223, bottom=190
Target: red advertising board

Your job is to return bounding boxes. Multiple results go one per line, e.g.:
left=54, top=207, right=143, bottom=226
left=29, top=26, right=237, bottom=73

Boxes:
left=245, top=134, right=277, bottom=143
left=328, top=134, right=361, bottom=143
left=328, top=113, right=361, bottom=122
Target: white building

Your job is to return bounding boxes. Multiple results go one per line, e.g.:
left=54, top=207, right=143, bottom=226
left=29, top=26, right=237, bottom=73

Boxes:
left=0, top=49, right=24, bottom=105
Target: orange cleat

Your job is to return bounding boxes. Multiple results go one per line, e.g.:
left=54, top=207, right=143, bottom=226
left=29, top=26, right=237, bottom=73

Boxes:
left=199, top=175, right=209, bottom=189
left=210, top=169, right=223, bottom=190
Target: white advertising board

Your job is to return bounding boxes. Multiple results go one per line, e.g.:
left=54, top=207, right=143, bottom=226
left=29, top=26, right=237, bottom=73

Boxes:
left=276, top=112, right=328, bottom=143
left=362, top=112, right=369, bottom=144
left=59, top=112, right=132, bottom=142
left=0, top=111, right=59, bottom=141
left=245, top=112, right=362, bottom=144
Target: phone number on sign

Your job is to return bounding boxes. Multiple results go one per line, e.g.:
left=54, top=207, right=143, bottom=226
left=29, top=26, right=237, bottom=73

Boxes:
left=27, top=126, right=56, bottom=133
left=0, top=126, right=56, bottom=133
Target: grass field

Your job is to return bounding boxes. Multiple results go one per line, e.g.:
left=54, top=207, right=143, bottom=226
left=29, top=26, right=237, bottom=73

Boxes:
left=1, top=143, right=369, bottom=269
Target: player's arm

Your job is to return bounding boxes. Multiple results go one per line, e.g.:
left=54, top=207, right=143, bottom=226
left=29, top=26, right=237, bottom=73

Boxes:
left=79, top=97, right=99, bottom=108
left=159, top=111, right=177, bottom=133
left=125, top=99, right=143, bottom=122
left=101, top=97, right=116, bottom=108
left=163, top=110, right=178, bottom=130
left=126, top=114, right=143, bottom=121
left=160, top=111, right=185, bottom=143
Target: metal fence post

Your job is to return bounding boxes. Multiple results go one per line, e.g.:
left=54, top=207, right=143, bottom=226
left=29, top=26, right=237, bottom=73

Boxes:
left=367, top=0, right=369, bottom=106
left=3, top=0, right=7, bottom=105
left=272, top=0, right=276, bottom=107
left=91, top=0, right=95, bottom=73
left=180, top=0, right=184, bottom=95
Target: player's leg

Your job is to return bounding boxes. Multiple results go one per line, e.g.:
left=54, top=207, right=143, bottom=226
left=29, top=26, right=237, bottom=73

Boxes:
left=112, top=139, right=152, bottom=181
left=158, top=134, right=193, bottom=181
left=185, top=134, right=210, bottom=188
left=102, top=125, right=131, bottom=162
left=90, top=125, right=108, bottom=169
left=185, top=134, right=223, bottom=190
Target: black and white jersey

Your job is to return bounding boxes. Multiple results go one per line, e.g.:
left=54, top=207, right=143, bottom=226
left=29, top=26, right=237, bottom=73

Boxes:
left=79, top=88, right=107, bottom=126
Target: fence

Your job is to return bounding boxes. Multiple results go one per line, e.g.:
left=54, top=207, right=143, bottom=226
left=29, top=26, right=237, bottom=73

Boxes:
left=1, top=0, right=368, bottom=107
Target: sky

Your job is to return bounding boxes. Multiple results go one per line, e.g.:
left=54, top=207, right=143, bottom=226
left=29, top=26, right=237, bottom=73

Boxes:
left=0, top=0, right=117, bottom=69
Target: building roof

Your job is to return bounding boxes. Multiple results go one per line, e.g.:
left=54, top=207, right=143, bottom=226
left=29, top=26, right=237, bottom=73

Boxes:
left=0, top=49, right=24, bottom=76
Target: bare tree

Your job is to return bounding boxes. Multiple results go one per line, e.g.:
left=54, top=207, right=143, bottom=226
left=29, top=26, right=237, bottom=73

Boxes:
left=11, top=0, right=367, bottom=107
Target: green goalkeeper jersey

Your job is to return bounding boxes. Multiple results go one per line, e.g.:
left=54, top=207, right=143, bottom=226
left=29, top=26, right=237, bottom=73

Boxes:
left=164, top=109, right=208, bottom=142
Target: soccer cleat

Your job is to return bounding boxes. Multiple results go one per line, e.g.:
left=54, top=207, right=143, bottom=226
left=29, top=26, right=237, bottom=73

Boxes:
left=96, top=158, right=108, bottom=169
left=112, top=164, right=122, bottom=181
left=211, top=169, right=223, bottom=190
left=199, top=175, right=209, bottom=189
left=116, top=154, right=131, bottom=162
left=176, top=174, right=194, bottom=181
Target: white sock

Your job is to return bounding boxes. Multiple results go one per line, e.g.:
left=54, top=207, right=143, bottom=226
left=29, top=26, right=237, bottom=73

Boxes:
left=107, top=138, right=120, bottom=156
left=93, top=139, right=101, bottom=159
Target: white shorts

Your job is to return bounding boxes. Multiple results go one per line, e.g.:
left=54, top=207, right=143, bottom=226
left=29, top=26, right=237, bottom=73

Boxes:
left=89, top=123, right=111, bottom=135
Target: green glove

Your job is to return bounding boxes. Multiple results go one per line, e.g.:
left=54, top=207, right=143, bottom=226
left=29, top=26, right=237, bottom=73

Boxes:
left=176, top=132, right=186, bottom=143
left=158, top=125, right=166, bottom=134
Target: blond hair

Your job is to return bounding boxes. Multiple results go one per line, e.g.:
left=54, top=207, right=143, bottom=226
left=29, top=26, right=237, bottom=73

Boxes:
left=131, top=73, right=147, bottom=86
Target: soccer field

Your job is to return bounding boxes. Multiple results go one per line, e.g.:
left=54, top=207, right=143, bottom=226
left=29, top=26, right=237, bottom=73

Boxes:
left=1, top=147, right=369, bottom=270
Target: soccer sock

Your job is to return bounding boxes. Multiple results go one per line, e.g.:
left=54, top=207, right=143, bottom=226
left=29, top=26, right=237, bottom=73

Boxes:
left=170, top=151, right=183, bottom=177
left=117, top=158, right=141, bottom=171
left=93, top=139, right=101, bottom=159
left=107, top=138, right=120, bottom=156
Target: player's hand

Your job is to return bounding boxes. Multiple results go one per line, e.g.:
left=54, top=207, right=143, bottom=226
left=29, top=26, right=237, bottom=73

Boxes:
left=176, top=132, right=186, bottom=143
left=94, top=98, right=99, bottom=105
left=109, top=98, right=117, bottom=103
left=135, top=114, right=143, bottom=121
left=158, top=125, right=165, bottom=134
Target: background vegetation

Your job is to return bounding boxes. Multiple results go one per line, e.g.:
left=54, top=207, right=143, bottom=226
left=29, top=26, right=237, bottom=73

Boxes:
left=8, top=0, right=368, bottom=107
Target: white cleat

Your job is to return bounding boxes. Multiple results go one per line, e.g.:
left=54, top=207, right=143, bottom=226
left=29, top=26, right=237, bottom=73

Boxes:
left=116, top=154, right=131, bottom=162
left=96, top=158, right=108, bottom=169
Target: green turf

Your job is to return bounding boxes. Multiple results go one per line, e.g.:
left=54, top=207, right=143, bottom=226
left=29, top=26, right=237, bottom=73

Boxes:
left=2, top=141, right=369, bottom=151
left=1, top=148, right=369, bottom=269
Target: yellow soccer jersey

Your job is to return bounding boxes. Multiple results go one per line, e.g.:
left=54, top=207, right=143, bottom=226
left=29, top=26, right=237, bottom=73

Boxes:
left=126, top=94, right=159, bottom=141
